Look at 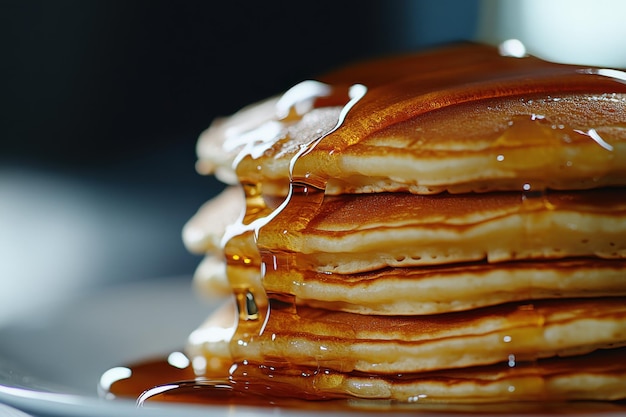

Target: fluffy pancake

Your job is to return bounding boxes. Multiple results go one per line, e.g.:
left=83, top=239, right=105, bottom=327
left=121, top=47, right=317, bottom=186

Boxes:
left=229, top=298, right=626, bottom=375
left=197, top=44, right=626, bottom=197
left=262, top=258, right=626, bottom=315
left=258, top=188, right=626, bottom=274
left=290, top=90, right=626, bottom=196
left=232, top=347, right=626, bottom=403
left=183, top=185, right=244, bottom=255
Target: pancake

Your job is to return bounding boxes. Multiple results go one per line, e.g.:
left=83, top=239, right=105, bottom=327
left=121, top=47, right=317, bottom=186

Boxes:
left=258, top=188, right=626, bottom=274
left=183, top=185, right=244, bottom=255
left=291, top=89, right=626, bottom=196
left=263, top=258, right=626, bottom=315
left=197, top=44, right=626, bottom=197
left=232, top=347, right=626, bottom=403
left=227, top=298, right=626, bottom=375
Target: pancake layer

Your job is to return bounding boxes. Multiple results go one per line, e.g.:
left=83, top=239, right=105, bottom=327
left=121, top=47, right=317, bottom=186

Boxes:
left=232, top=347, right=626, bottom=403
left=263, top=258, right=626, bottom=315
left=258, top=188, right=626, bottom=274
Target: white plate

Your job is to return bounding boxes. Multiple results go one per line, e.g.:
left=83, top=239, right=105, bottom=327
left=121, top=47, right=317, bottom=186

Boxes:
left=0, top=277, right=307, bottom=417
left=1, top=277, right=625, bottom=417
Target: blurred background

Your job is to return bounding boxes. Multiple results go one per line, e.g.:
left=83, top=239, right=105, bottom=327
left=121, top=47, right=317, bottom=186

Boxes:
left=1, top=0, right=480, bottom=324
left=4, top=0, right=626, bottom=326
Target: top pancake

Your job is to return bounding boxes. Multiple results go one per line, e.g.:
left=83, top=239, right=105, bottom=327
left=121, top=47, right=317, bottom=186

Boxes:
left=197, top=43, right=626, bottom=196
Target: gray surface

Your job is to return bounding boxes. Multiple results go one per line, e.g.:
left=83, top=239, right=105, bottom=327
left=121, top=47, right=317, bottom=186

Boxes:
left=0, top=277, right=212, bottom=396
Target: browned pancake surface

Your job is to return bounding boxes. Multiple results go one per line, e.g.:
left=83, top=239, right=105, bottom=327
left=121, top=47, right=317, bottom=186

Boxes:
left=231, top=347, right=626, bottom=403
left=229, top=298, right=626, bottom=374
left=198, top=44, right=626, bottom=196
left=257, top=188, right=626, bottom=273
left=262, top=258, right=626, bottom=315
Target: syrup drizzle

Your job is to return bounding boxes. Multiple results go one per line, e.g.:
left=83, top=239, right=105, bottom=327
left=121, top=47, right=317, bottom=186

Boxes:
left=102, top=43, right=626, bottom=410
left=215, top=79, right=357, bottom=318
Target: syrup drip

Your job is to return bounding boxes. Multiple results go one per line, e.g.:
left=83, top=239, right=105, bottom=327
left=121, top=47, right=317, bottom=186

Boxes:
left=103, top=44, right=626, bottom=410
left=213, top=81, right=359, bottom=329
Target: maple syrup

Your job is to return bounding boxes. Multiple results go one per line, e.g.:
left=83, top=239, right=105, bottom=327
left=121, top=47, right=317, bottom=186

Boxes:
left=101, top=349, right=626, bottom=413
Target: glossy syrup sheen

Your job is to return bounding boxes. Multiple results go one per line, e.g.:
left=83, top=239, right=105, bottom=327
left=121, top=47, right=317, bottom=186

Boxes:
left=233, top=44, right=626, bottom=196
left=103, top=44, right=626, bottom=411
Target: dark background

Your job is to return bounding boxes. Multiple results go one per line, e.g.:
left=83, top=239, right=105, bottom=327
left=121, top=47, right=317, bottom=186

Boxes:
left=0, top=0, right=479, bottom=318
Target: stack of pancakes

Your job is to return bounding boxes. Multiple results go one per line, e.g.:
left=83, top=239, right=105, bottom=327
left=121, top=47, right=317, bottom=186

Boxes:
left=183, top=43, right=626, bottom=403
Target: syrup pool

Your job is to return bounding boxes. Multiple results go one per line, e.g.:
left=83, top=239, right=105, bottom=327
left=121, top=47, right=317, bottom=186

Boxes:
left=100, top=352, right=626, bottom=414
